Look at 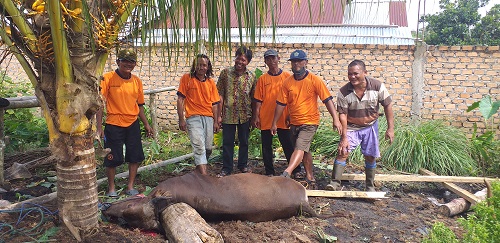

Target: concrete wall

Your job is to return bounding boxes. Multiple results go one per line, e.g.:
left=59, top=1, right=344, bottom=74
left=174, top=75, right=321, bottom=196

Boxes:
left=1, top=43, right=499, bottom=136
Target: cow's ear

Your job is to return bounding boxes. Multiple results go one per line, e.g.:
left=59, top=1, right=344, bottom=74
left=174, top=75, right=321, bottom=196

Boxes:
left=152, top=197, right=173, bottom=218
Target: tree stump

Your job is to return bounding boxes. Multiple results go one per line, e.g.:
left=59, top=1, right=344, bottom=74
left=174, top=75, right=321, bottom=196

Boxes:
left=160, top=202, right=223, bottom=243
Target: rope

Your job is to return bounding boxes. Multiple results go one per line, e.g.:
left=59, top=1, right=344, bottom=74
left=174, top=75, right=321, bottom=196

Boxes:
left=0, top=203, right=59, bottom=242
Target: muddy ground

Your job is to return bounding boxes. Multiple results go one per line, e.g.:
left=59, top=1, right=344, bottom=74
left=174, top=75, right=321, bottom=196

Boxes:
left=1, top=150, right=478, bottom=242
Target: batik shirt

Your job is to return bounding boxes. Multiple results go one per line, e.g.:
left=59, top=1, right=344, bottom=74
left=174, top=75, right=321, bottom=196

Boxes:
left=217, top=66, right=257, bottom=124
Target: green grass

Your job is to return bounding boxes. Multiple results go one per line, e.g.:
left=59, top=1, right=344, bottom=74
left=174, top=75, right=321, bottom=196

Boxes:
left=311, top=117, right=389, bottom=165
left=381, top=120, right=478, bottom=176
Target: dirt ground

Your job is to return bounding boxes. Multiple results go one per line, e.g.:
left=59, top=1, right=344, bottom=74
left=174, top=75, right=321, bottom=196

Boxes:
left=1, top=150, right=479, bottom=243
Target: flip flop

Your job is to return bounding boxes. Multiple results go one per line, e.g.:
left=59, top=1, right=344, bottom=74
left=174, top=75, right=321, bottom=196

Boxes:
left=125, top=189, right=139, bottom=196
left=281, top=171, right=291, bottom=178
left=106, top=191, right=118, bottom=197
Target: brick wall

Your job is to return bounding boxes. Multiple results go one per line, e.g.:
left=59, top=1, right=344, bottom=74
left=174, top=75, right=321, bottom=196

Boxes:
left=1, top=44, right=498, bottom=136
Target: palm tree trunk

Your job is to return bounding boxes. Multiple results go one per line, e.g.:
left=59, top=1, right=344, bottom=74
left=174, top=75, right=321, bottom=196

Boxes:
left=55, top=133, right=98, bottom=230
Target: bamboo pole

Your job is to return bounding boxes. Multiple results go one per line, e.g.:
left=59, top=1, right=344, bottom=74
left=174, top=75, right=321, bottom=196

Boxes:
left=340, top=173, right=498, bottom=184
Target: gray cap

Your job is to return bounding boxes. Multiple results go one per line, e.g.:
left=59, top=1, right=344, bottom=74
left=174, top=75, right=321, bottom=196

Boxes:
left=264, top=49, right=278, bottom=58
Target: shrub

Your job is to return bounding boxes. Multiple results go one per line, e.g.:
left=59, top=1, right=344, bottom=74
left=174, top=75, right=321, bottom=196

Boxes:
left=381, top=120, right=477, bottom=176
left=424, top=182, right=500, bottom=243
left=459, top=181, right=500, bottom=243
left=0, top=74, right=48, bottom=153
left=422, top=222, right=459, bottom=243
left=467, top=95, right=500, bottom=177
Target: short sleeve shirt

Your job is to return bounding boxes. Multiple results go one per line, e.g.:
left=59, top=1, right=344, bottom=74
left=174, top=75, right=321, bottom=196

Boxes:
left=276, top=71, right=333, bottom=126
left=217, top=67, right=256, bottom=124
left=337, top=76, right=392, bottom=131
left=100, top=70, right=145, bottom=127
left=253, top=69, right=291, bottom=130
left=177, top=74, right=220, bottom=118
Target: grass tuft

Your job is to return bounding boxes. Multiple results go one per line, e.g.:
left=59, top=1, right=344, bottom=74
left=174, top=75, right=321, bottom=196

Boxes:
left=381, top=120, right=478, bottom=176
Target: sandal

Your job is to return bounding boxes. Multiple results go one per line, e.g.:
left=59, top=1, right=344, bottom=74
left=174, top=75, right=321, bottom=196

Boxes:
left=125, top=189, right=139, bottom=196
left=293, top=171, right=305, bottom=179
left=106, top=191, right=118, bottom=197
left=216, top=170, right=229, bottom=178
left=239, top=167, right=252, bottom=173
left=281, top=171, right=291, bottom=178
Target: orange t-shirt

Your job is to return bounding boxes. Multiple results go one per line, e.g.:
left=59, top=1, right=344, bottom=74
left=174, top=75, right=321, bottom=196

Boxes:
left=253, top=70, right=291, bottom=130
left=276, top=72, right=333, bottom=126
left=177, top=74, right=220, bottom=118
left=100, top=71, right=145, bottom=127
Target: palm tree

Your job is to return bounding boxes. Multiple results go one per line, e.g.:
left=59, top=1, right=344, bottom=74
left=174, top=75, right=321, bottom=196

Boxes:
left=0, top=0, right=349, bottom=239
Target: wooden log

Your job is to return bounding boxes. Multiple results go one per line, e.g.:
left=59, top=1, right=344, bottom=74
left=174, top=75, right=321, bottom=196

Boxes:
left=419, top=169, right=481, bottom=205
left=160, top=202, right=223, bottom=243
left=307, top=190, right=388, bottom=199
left=439, top=188, right=487, bottom=217
left=340, top=173, right=498, bottom=184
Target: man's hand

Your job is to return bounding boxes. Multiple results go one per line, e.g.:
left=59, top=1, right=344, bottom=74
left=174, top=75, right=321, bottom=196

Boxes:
left=179, top=119, right=187, bottom=131
left=145, top=125, right=154, bottom=138
left=338, top=137, right=349, bottom=156
left=385, top=127, right=394, bottom=144
left=270, top=124, right=278, bottom=136
left=333, top=120, right=342, bottom=135
left=251, top=116, right=260, bottom=129
left=213, top=122, right=220, bottom=133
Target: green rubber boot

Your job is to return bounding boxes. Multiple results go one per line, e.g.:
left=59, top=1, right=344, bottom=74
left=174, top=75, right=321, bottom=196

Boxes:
left=365, top=168, right=376, bottom=192
left=325, top=163, right=345, bottom=191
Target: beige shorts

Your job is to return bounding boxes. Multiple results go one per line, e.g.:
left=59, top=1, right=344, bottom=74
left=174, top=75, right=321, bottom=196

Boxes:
left=290, top=125, right=318, bottom=153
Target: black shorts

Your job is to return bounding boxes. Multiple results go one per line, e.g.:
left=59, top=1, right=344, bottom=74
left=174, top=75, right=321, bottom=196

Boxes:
left=103, top=119, right=145, bottom=167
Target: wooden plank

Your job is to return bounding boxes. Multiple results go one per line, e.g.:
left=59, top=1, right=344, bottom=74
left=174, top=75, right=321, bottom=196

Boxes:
left=307, top=190, right=388, bottom=199
left=340, top=174, right=498, bottom=184
left=419, top=169, right=481, bottom=205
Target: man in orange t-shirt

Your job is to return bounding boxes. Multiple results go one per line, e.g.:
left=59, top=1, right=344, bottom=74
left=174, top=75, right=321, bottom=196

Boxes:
left=271, top=50, right=342, bottom=187
left=177, top=54, right=220, bottom=175
left=97, top=49, right=153, bottom=197
left=252, top=49, right=301, bottom=177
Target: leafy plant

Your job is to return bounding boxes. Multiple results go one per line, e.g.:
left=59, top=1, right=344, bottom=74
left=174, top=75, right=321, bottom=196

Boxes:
left=0, top=74, right=49, bottom=154
left=382, top=120, right=477, bottom=176
left=467, top=95, right=500, bottom=176
left=426, top=182, right=500, bottom=242
left=38, top=227, right=60, bottom=242
left=315, top=227, right=337, bottom=242
left=422, top=222, right=459, bottom=243
left=459, top=181, right=500, bottom=242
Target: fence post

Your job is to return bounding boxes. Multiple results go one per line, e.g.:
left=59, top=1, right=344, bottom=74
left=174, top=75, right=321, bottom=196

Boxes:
left=149, top=93, right=159, bottom=139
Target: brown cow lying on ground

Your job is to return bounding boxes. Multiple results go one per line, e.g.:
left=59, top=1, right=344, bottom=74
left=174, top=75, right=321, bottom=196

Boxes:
left=102, top=172, right=321, bottom=230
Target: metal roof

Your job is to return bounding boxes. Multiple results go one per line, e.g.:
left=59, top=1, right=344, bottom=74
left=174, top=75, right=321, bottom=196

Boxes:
left=162, top=0, right=408, bottom=28
left=131, top=0, right=414, bottom=46
left=343, top=0, right=408, bottom=27
left=137, top=25, right=416, bottom=45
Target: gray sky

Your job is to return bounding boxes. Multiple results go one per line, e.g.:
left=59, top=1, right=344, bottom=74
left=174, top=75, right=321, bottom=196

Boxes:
left=406, top=0, right=500, bottom=31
